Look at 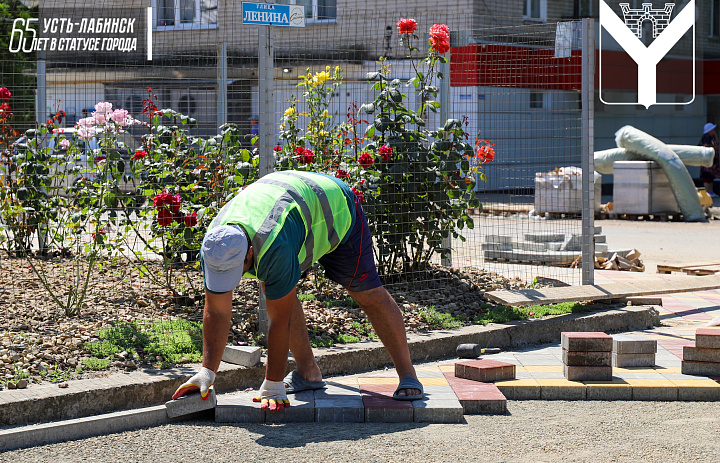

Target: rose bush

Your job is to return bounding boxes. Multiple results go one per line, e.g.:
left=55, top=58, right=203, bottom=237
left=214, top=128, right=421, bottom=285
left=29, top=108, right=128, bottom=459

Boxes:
left=275, top=21, right=491, bottom=276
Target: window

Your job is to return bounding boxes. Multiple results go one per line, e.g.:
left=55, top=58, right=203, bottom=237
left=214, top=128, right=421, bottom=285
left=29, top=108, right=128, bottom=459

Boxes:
left=276, top=0, right=337, bottom=23
left=153, top=0, right=217, bottom=30
left=179, top=95, right=197, bottom=116
left=712, top=0, right=720, bottom=37
left=530, top=92, right=544, bottom=109
left=574, top=0, right=599, bottom=18
left=523, top=0, right=547, bottom=22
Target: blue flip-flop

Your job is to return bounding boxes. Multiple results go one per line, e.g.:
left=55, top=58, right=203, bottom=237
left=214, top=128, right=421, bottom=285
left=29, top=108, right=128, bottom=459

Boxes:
left=283, top=370, right=327, bottom=394
left=393, top=377, right=424, bottom=401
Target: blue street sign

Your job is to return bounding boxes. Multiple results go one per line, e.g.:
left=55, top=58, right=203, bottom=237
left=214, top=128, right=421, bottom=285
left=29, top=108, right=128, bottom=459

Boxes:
left=242, top=2, right=306, bottom=27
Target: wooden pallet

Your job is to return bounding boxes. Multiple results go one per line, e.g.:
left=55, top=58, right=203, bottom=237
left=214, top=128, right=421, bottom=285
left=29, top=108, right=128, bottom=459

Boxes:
left=607, top=213, right=684, bottom=222
left=657, top=263, right=720, bottom=276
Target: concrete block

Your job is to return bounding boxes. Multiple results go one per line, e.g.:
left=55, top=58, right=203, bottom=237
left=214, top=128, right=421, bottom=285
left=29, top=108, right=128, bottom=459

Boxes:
left=265, top=390, right=314, bottom=423
left=481, top=242, right=511, bottom=251
left=595, top=243, right=609, bottom=253
left=671, top=379, right=720, bottom=401
left=515, top=241, right=547, bottom=252
left=537, top=379, right=587, bottom=400
left=524, top=233, right=564, bottom=243
left=613, top=335, right=657, bottom=354
left=696, top=328, right=720, bottom=349
left=453, top=384, right=507, bottom=415
left=363, top=397, right=414, bottom=423
left=682, top=360, right=720, bottom=377
left=594, top=234, right=607, bottom=243
left=412, top=398, right=464, bottom=423
left=684, top=344, right=720, bottom=363
left=612, top=352, right=656, bottom=368
left=564, top=364, right=612, bottom=381
left=584, top=380, right=633, bottom=400
left=561, top=332, right=612, bottom=352
left=315, top=397, right=365, bottom=423
left=562, top=349, right=612, bottom=367
left=626, top=378, right=678, bottom=401
left=221, top=345, right=262, bottom=367
left=455, top=359, right=516, bottom=383
left=165, top=387, right=216, bottom=419
left=485, top=234, right=512, bottom=244
left=215, top=392, right=264, bottom=423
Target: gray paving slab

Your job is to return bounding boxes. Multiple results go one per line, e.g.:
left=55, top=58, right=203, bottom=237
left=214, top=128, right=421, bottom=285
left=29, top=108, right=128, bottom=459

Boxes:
left=613, top=372, right=665, bottom=380
left=215, top=392, right=264, bottom=423
left=221, top=345, right=262, bottom=367
left=530, top=372, right=565, bottom=379
left=661, top=373, right=712, bottom=381
left=612, top=353, right=656, bottom=367
left=613, top=335, right=658, bottom=354
left=364, top=405, right=414, bottom=423
left=631, top=383, right=678, bottom=401
left=165, top=387, right=216, bottom=419
left=265, top=390, right=314, bottom=423
left=413, top=398, right=464, bottom=423
left=314, top=397, right=364, bottom=423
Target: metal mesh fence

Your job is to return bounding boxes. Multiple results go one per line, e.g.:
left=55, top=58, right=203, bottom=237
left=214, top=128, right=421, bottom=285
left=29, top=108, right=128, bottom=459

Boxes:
left=0, top=2, right=594, bottom=372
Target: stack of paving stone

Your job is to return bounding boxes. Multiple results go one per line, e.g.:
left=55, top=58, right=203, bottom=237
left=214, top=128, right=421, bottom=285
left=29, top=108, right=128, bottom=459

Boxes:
left=612, top=335, right=657, bottom=367
left=682, top=328, right=720, bottom=377
left=561, top=332, right=613, bottom=381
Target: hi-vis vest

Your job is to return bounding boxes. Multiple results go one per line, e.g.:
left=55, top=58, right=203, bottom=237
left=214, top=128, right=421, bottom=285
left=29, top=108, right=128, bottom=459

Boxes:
left=208, top=171, right=353, bottom=276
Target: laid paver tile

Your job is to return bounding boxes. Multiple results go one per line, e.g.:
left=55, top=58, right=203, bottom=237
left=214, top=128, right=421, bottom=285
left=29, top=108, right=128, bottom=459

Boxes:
left=523, top=365, right=563, bottom=373
left=670, top=379, right=720, bottom=401
left=314, top=396, right=364, bottom=423
left=265, top=390, right=314, bottom=423
left=494, top=378, right=541, bottom=400
left=412, top=397, right=464, bottom=423
left=583, top=379, right=633, bottom=401
left=363, top=397, right=414, bottom=423
left=419, top=377, right=449, bottom=386
left=626, top=378, right=678, bottom=401
left=537, top=378, right=587, bottom=400
left=357, top=377, right=398, bottom=385
left=215, top=392, right=263, bottom=423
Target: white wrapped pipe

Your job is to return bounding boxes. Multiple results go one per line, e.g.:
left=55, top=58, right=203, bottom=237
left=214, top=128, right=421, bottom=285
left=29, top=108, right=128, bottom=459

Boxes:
left=615, top=125, right=706, bottom=222
left=594, top=145, right=714, bottom=175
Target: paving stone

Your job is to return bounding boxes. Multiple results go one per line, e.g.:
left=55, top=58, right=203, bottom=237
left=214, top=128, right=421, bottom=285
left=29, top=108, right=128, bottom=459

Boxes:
left=452, top=384, right=507, bottom=415
left=613, top=335, right=657, bottom=354
left=561, top=332, right=613, bottom=352
left=524, top=233, right=564, bottom=243
left=562, top=349, right=612, bottom=367
left=494, top=379, right=541, bottom=400
left=612, top=352, right=656, bottom=368
left=362, top=397, right=414, bottom=423
left=584, top=379, right=633, bottom=400
left=215, top=392, right=264, bottom=423
left=537, top=379, right=587, bottom=400
left=670, top=379, right=720, bottom=401
left=221, top=345, right=262, bottom=367
left=165, top=387, right=216, bottom=419
left=681, top=360, right=720, bottom=377
left=683, top=343, right=720, bottom=363
left=314, top=397, right=364, bottom=423
left=265, top=390, right=314, bottom=423
left=695, top=328, right=720, bottom=349
left=485, top=234, right=512, bottom=244
left=454, top=359, right=516, bottom=382
left=563, top=364, right=612, bottom=381
left=626, top=378, right=678, bottom=401
left=412, top=397, right=464, bottom=423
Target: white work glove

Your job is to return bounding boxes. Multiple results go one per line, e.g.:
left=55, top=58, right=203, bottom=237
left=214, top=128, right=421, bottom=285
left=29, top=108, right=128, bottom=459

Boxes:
left=172, top=367, right=216, bottom=400
left=253, top=378, right=290, bottom=412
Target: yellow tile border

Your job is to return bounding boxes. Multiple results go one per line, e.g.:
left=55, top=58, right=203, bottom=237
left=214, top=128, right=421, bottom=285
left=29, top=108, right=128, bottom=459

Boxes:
left=670, top=379, right=720, bottom=388
left=536, top=379, right=585, bottom=387
left=624, top=378, right=676, bottom=387
left=419, top=378, right=449, bottom=386
left=494, top=378, right=540, bottom=387
left=438, top=365, right=454, bottom=373
left=583, top=379, right=631, bottom=387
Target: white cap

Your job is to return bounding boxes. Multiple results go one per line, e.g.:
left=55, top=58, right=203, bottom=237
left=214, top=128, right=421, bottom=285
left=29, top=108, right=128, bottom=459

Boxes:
left=201, top=224, right=249, bottom=293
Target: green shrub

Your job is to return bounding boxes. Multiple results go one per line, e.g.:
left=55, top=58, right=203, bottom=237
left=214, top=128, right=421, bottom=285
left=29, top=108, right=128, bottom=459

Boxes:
left=418, top=305, right=463, bottom=329
left=83, top=357, right=111, bottom=370
left=336, top=334, right=360, bottom=344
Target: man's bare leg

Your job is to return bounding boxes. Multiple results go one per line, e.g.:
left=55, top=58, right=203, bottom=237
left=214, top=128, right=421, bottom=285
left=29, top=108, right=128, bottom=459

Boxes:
left=348, top=285, right=420, bottom=397
left=287, top=292, right=323, bottom=383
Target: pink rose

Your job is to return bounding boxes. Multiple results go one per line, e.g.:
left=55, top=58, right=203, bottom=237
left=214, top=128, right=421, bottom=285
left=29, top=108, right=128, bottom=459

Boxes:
left=429, top=24, right=450, bottom=54
left=59, top=139, right=71, bottom=150
left=94, top=102, right=113, bottom=114
left=379, top=144, right=393, bottom=161
left=0, top=87, right=11, bottom=100
left=77, top=117, right=96, bottom=128
left=110, top=108, right=129, bottom=125
left=352, top=187, right=365, bottom=204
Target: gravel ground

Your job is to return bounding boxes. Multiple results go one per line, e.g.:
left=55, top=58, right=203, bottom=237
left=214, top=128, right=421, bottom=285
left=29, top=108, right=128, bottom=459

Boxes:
left=2, top=400, right=719, bottom=462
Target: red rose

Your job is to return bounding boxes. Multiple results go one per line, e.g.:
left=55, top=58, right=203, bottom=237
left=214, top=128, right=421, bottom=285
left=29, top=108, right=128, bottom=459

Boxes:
left=379, top=144, right=393, bottom=161
left=299, top=148, right=315, bottom=164
left=429, top=24, right=450, bottom=54
left=273, top=145, right=283, bottom=152
left=0, top=103, right=10, bottom=112
left=169, top=194, right=181, bottom=214
left=335, top=169, right=350, bottom=179
left=91, top=228, right=106, bottom=241
left=157, top=209, right=174, bottom=227
left=358, top=152, right=375, bottom=169
left=397, top=18, right=417, bottom=35
left=131, top=150, right=147, bottom=160
left=183, top=210, right=198, bottom=227
left=352, top=187, right=365, bottom=204
left=477, top=145, right=495, bottom=163
left=0, top=87, right=11, bottom=100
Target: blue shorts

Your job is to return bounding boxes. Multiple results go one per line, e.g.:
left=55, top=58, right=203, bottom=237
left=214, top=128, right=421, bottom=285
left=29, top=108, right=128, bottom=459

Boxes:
left=318, top=199, right=382, bottom=293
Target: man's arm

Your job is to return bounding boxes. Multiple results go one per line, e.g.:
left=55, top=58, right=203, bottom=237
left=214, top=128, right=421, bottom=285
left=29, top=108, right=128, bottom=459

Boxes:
left=263, top=285, right=297, bottom=381
left=202, top=290, right=234, bottom=373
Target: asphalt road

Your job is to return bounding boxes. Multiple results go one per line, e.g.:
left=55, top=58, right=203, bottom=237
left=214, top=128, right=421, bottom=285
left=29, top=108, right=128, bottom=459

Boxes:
left=2, top=400, right=719, bottom=463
